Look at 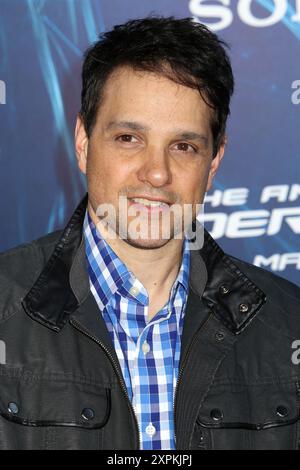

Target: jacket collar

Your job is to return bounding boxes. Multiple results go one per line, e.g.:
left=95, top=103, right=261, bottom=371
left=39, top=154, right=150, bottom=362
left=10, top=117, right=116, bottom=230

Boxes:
left=22, top=194, right=266, bottom=335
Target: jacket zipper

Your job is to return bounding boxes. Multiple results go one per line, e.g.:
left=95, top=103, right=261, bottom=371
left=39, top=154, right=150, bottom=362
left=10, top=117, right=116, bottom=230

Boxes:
left=173, top=315, right=211, bottom=448
left=69, top=318, right=141, bottom=450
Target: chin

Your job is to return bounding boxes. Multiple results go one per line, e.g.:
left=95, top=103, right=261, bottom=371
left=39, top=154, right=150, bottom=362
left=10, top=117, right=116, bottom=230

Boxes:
left=123, top=236, right=172, bottom=250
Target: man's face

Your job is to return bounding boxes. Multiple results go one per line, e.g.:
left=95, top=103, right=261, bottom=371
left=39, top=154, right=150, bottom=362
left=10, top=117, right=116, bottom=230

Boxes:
left=75, top=66, right=225, bottom=249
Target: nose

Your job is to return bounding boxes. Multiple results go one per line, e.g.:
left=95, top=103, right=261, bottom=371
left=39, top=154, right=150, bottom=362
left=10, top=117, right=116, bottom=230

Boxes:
left=136, top=146, right=172, bottom=188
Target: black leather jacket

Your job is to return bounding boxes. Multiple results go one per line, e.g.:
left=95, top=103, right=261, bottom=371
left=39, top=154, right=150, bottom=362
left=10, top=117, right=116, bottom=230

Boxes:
left=0, top=194, right=300, bottom=450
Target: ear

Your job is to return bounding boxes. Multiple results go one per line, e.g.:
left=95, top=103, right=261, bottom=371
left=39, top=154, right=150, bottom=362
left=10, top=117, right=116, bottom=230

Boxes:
left=74, top=114, right=89, bottom=175
left=205, top=135, right=227, bottom=192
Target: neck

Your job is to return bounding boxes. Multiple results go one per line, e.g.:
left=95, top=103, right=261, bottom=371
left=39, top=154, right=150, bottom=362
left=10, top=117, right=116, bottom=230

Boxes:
left=88, top=204, right=184, bottom=297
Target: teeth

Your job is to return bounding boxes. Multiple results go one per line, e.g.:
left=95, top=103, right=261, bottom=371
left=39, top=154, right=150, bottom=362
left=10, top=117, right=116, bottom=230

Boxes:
left=131, top=198, right=168, bottom=207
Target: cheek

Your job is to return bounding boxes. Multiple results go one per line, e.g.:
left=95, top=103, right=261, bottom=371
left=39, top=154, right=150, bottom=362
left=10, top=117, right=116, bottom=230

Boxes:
left=86, top=154, right=110, bottom=203
left=86, top=154, right=133, bottom=202
left=177, top=169, right=207, bottom=203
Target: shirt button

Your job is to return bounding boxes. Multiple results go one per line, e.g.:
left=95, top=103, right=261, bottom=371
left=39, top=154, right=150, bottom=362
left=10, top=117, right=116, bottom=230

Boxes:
left=146, top=422, right=156, bottom=436
left=142, top=340, right=150, bottom=355
left=129, top=286, right=139, bottom=296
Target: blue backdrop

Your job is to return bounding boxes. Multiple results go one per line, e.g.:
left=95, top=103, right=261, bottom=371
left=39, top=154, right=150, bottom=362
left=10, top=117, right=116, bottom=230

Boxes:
left=0, top=0, right=299, bottom=285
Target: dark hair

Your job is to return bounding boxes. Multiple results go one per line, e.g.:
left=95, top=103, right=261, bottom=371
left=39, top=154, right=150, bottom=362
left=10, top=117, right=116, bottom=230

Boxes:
left=80, top=16, right=234, bottom=157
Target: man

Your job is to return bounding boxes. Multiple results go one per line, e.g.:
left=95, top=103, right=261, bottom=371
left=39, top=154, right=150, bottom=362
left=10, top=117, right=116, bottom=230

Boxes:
left=0, top=16, right=300, bottom=451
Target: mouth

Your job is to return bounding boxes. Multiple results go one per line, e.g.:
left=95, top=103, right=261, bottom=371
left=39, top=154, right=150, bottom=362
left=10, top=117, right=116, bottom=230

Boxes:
left=127, top=197, right=171, bottom=212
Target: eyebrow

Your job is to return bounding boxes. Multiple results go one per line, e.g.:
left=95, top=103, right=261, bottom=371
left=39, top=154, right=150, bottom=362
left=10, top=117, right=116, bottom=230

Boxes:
left=106, top=120, right=209, bottom=147
left=175, top=131, right=208, bottom=147
left=106, top=120, right=150, bottom=132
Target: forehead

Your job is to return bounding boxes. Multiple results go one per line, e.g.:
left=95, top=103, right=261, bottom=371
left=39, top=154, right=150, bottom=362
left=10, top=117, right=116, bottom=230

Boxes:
left=97, top=66, right=213, bottom=131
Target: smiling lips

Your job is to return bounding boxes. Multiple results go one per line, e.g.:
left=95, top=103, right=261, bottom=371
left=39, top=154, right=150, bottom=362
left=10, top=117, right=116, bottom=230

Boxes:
left=128, top=196, right=171, bottom=212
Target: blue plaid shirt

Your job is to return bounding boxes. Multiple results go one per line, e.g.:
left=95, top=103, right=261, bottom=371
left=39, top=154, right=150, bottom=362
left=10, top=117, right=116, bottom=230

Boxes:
left=83, top=211, right=190, bottom=450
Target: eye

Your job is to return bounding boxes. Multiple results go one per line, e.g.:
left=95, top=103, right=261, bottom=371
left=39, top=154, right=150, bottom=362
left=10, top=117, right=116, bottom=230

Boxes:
left=173, top=142, right=197, bottom=153
left=116, top=134, right=139, bottom=143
